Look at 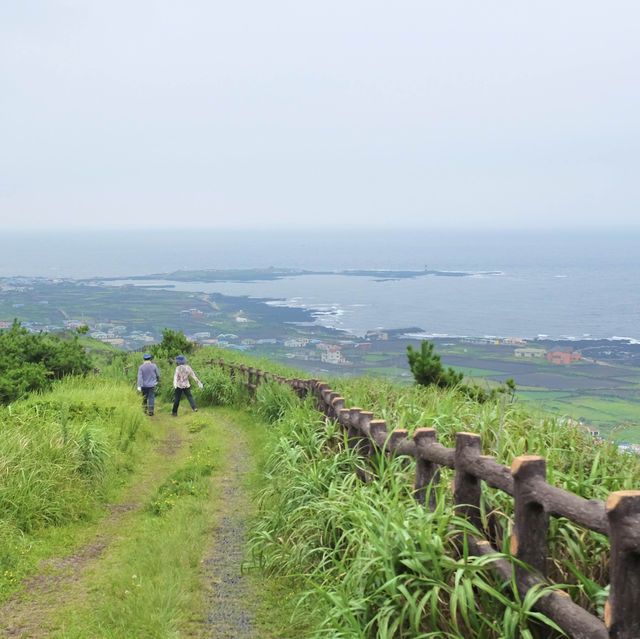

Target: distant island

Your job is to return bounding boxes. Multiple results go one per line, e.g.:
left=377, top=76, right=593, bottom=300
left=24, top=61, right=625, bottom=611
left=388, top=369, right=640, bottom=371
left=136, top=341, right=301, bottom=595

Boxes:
left=96, top=266, right=502, bottom=284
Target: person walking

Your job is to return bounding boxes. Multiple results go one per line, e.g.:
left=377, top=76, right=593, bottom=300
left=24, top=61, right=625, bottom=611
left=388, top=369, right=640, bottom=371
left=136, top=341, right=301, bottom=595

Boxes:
left=137, top=353, right=160, bottom=416
left=172, top=354, right=203, bottom=416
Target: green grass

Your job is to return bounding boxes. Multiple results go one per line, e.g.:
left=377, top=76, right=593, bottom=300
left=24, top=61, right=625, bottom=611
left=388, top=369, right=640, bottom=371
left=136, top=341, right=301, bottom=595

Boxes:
left=367, top=365, right=411, bottom=377
left=0, top=377, right=149, bottom=601
left=246, top=392, right=567, bottom=637
left=0, top=364, right=317, bottom=637
left=361, top=353, right=394, bottom=363
left=454, top=366, right=509, bottom=377
left=50, top=412, right=223, bottom=637
left=4, top=345, right=639, bottom=637
left=200, top=350, right=640, bottom=637
left=518, top=390, right=640, bottom=439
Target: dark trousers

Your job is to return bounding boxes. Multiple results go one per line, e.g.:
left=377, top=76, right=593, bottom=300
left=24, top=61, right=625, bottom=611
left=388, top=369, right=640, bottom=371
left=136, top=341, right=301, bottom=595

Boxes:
left=141, top=386, right=156, bottom=414
left=172, top=387, right=196, bottom=414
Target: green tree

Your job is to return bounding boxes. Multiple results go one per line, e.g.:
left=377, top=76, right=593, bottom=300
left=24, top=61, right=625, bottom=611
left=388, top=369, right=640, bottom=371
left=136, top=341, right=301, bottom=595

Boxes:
left=406, top=340, right=463, bottom=389
left=0, top=320, right=91, bottom=404
left=407, top=340, right=516, bottom=404
left=150, top=329, right=194, bottom=359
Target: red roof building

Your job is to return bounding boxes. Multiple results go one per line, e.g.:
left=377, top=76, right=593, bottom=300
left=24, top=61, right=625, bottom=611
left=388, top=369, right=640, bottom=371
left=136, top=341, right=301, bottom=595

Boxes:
left=546, top=350, right=581, bottom=365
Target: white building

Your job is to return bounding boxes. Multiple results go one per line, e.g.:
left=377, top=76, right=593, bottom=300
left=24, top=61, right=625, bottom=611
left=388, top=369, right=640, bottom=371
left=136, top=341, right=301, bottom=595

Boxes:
left=284, top=338, right=308, bottom=348
left=515, top=348, right=546, bottom=358
left=321, top=347, right=347, bottom=364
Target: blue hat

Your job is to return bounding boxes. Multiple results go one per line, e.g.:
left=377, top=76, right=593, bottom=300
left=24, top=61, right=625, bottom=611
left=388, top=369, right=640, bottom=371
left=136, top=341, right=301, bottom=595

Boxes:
left=143, top=353, right=152, bottom=360
left=175, top=355, right=186, bottom=364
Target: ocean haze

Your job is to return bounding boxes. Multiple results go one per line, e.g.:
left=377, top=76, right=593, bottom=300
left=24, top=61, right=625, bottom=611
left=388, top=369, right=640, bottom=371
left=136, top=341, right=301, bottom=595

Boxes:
left=1, top=2, right=639, bottom=231
left=3, top=228, right=638, bottom=277
left=2, top=229, right=639, bottom=341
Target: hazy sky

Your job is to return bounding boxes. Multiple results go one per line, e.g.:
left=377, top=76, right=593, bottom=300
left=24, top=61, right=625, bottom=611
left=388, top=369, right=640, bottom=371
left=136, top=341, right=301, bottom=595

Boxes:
left=1, top=2, right=638, bottom=230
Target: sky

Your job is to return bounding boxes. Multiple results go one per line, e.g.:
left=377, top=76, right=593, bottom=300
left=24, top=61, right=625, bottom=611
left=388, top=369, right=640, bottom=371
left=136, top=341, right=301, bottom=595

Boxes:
left=1, top=1, right=639, bottom=231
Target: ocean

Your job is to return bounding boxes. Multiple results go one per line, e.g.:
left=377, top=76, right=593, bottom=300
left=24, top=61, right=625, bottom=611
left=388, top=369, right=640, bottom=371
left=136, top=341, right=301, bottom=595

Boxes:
left=3, top=228, right=639, bottom=341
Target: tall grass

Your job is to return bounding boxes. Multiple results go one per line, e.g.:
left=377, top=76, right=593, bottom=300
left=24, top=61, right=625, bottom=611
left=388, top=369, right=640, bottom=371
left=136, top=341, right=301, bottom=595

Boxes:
left=0, top=377, right=146, bottom=598
left=192, top=351, right=637, bottom=636
left=247, top=397, right=563, bottom=637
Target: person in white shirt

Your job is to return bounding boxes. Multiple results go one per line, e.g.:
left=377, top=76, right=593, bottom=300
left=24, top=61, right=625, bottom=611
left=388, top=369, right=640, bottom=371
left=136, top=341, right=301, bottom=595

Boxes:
left=171, top=354, right=203, bottom=416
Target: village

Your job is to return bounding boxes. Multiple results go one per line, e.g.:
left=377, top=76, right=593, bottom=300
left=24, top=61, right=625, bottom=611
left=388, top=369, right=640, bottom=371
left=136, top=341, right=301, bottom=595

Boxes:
left=2, top=275, right=640, bottom=443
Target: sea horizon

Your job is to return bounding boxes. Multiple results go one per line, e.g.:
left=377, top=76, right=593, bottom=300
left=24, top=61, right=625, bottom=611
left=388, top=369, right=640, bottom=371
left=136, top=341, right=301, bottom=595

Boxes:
left=2, top=228, right=639, bottom=342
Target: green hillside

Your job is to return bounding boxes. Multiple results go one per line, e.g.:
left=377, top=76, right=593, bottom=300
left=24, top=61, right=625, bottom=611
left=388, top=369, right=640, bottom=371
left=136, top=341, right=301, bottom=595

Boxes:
left=1, top=340, right=638, bottom=637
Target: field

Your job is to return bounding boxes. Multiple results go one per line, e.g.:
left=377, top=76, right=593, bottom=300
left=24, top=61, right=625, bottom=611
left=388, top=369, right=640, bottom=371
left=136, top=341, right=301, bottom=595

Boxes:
left=278, top=339, right=640, bottom=441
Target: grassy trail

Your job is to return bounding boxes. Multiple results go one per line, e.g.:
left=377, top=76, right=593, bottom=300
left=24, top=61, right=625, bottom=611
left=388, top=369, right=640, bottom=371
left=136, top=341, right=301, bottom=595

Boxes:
left=0, top=407, right=268, bottom=638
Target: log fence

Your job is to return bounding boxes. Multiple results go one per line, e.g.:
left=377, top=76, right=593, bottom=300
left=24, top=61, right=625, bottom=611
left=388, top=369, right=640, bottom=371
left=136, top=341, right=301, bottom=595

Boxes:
left=209, top=357, right=640, bottom=639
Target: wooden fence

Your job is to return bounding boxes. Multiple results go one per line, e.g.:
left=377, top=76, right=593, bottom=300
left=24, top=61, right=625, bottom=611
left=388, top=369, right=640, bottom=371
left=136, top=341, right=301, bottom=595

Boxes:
left=210, top=358, right=640, bottom=639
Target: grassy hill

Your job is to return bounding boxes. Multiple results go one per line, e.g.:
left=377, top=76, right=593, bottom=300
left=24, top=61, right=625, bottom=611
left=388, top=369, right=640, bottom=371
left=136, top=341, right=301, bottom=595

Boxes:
left=1, top=344, right=639, bottom=637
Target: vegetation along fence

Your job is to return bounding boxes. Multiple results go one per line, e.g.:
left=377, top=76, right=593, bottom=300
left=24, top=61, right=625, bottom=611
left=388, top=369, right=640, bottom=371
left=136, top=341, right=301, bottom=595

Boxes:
left=210, top=358, right=640, bottom=639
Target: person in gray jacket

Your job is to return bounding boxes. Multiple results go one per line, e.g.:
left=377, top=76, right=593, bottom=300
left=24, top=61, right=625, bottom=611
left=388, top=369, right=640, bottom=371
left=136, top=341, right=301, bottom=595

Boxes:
left=137, top=353, right=160, bottom=416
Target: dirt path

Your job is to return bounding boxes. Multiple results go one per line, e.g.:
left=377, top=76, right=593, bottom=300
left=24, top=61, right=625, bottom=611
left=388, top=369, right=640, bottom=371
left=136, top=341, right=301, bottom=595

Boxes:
left=0, top=424, right=188, bottom=637
left=201, top=423, right=257, bottom=638
left=0, top=412, right=262, bottom=638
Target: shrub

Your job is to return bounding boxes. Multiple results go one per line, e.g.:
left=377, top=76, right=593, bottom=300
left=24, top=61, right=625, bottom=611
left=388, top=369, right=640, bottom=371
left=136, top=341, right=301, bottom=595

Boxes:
left=150, top=328, right=193, bottom=360
left=407, top=340, right=515, bottom=403
left=0, top=320, right=91, bottom=404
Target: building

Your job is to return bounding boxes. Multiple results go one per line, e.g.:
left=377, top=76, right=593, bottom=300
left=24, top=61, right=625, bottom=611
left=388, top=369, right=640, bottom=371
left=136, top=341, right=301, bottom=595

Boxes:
left=284, top=338, right=308, bottom=348
left=461, top=337, right=494, bottom=345
left=515, top=348, right=546, bottom=358
left=321, top=346, right=348, bottom=365
left=503, top=337, right=526, bottom=346
left=547, top=350, right=581, bottom=365
left=365, top=330, right=388, bottom=341
left=617, top=442, right=640, bottom=456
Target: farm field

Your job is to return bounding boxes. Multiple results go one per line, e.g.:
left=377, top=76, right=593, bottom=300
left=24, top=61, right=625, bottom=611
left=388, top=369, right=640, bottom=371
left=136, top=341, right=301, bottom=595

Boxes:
left=311, top=340, right=640, bottom=439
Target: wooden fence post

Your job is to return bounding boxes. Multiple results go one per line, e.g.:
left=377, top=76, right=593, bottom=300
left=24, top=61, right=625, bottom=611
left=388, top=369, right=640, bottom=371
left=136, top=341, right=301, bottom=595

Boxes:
left=355, top=411, right=375, bottom=458
left=454, top=432, right=483, bottom=533
left=413, top=428, right=440, bottom=509
left=332, top=397, right=346, bottom=431
left=511, top=456, right=548, bottom=578
left=347, top=408, right=362, bottom=450
left=294, top=378, right=307, bottom=398
left=389, top=429, right=409, bottom=455
left=325, top=391, right=340, bottom=418
left=369, top=420, right=388, bottom=450
left=606, top=490, right=640, bottom=639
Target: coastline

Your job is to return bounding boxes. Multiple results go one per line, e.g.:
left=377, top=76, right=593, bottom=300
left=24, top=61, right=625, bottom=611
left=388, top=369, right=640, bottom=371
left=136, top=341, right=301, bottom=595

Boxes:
left=2, top=272, right=639, bottom=345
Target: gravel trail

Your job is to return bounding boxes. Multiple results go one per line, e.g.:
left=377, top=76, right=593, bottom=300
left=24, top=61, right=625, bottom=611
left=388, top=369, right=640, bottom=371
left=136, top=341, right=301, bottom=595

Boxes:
left=201, top=430, right=257, bottom=639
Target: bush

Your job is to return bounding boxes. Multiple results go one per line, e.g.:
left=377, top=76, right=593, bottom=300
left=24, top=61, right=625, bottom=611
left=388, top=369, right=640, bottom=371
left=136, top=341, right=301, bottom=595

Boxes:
left=0, top=320, right=91, bottom=404
left=150, top=329, right=193, bottom=360
left=407, top=340, right=515, bottom=403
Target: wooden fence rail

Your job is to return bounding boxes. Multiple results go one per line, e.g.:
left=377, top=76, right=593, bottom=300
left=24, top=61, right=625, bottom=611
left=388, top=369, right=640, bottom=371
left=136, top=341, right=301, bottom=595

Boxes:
left=208, top=358, right=640, bottom=639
